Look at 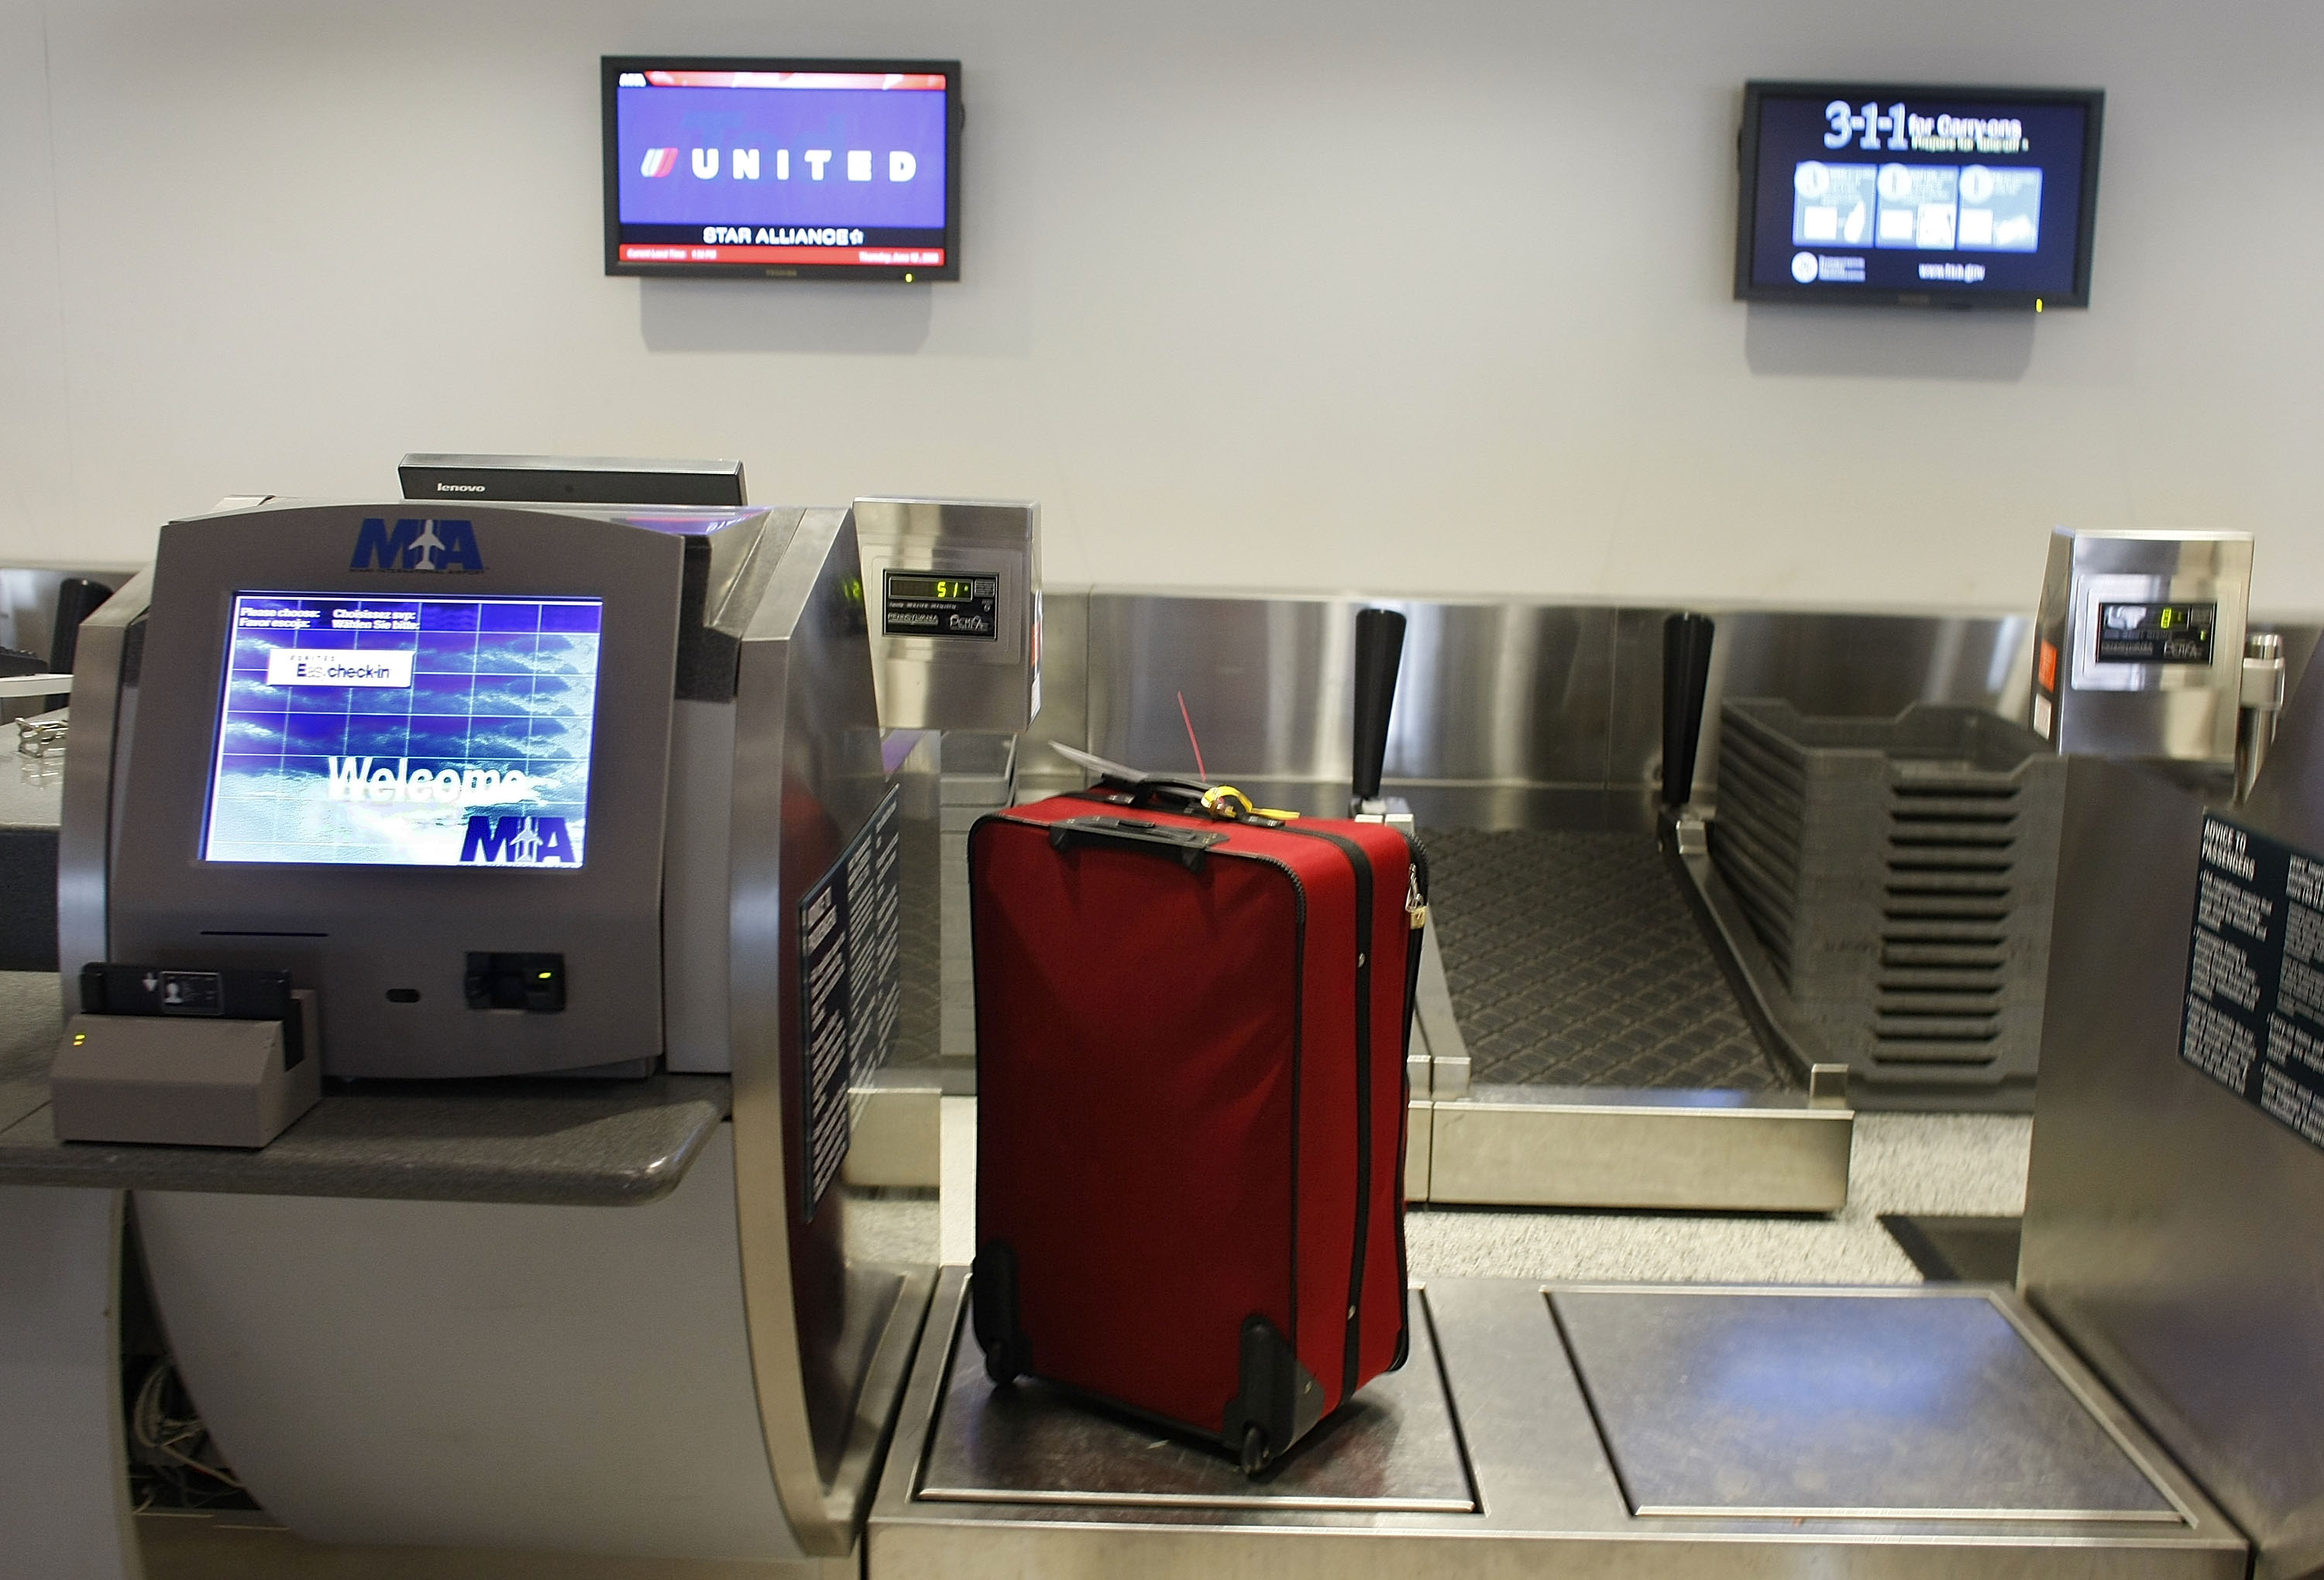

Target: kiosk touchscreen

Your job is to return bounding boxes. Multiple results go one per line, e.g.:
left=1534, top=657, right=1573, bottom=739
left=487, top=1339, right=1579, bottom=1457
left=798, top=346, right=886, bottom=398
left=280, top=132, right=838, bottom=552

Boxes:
left=83, top=500, right=788, bottom=1080
left=203, top=592, right=603, bottom=869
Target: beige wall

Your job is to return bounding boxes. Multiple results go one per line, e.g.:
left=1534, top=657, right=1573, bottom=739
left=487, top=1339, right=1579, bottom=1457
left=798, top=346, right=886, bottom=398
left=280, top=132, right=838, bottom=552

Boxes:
left=2, top=0, right=2319, bottom=612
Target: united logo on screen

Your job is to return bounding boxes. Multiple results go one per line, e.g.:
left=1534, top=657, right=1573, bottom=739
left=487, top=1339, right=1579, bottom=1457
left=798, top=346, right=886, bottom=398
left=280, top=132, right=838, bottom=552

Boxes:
left=203, top=594, right=600, bottom=867
left=606, top=60, right=959, bottom=279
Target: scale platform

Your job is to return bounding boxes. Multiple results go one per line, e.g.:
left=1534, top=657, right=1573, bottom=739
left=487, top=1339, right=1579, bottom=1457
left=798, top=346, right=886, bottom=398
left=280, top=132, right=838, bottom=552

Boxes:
left=869, top=1269, right=2246, bottom=1578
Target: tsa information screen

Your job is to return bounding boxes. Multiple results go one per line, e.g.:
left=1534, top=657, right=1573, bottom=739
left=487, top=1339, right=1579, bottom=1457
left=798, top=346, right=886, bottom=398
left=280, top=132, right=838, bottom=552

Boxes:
left=1750, top=92, right=2089, bottom=297
left=203, top=594, right=602, bottom=868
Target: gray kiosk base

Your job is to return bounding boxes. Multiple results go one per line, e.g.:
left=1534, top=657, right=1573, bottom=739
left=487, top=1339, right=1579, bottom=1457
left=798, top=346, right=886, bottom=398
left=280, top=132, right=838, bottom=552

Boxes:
left=870, top=1269, right=2244, bottom=1578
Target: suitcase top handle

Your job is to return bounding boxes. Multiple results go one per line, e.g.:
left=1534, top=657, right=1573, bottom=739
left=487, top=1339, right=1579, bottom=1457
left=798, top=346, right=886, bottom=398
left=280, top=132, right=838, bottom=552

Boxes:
left=1048, top=816, right=1229, bottom=873
left=1197, top=785, right=1303, bottom=824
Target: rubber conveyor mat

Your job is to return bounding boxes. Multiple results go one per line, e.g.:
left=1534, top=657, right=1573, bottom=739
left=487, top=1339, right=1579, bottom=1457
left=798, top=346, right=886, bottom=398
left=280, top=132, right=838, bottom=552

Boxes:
left=1422, top=829, right=1779, bottom=1091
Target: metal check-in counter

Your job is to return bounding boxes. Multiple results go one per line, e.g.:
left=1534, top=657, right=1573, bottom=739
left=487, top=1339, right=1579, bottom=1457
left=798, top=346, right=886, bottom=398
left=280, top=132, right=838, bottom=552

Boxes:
left=866, top=601, right=2324, bottom=1580
left=0, top=531, right=2319, bottom=1574
left=0, top=495, right=933, bottom=1574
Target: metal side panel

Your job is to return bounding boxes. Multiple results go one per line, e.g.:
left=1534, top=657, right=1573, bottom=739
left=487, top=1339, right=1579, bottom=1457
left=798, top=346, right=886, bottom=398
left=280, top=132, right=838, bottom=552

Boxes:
left=727, top=506, right=937, bottom=1557
left=868, top=1269, right=2246, bottom=1579
left=1425, top=1088, right=1852, bottom=1213
left=1404, top=1098, right=1431, bottom=1203
left=136, top=1127, right=808, bottom=1561
left=1669, top=832, right=1824, bottom=1084
left=1412, top=924, right=1467, bottom=1101
left=1084, top=594, right=1618, bottom=789
left=2023, top=744, right=2324, bottom=1579
left=55, top=570, right=150, bottom=1013
left=0, top=1186, right=141, bottom=1580
left=662, top=696, right=738, bottom=1072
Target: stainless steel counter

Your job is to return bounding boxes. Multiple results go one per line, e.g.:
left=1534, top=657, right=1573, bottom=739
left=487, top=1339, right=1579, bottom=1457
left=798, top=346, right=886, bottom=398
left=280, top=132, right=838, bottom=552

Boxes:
left=869, top=1267, right=2246, bottom=1578
left=0, top=972, right=728, bottom=1206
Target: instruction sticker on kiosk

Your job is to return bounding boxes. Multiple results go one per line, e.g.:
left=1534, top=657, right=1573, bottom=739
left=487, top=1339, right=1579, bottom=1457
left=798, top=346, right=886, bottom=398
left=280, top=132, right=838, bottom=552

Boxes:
left=800, top=787, right=904, bottom=1218
left=203, top=593, right=602, bottom=867
left=2179, top=814, right=2324, bottom=1150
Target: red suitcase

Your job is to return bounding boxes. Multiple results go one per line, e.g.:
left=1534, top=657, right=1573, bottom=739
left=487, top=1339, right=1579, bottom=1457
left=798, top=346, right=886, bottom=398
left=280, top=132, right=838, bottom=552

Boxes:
left=968, top=777, right=1425, bottom=1473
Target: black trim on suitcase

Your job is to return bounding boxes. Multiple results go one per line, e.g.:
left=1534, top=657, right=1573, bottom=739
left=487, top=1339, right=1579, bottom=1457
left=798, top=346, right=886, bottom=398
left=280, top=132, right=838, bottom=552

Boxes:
left=1230, top=847, right=1311, bottom=1413
left=1390, top=831, right=1429, bottom=1370
left=1224, top=1314, right=1324, bottom=1475
left=1277, top=825, right=1376, bottom=1406
left=970, top=1239, right=1031, bottom=1385
left=965, top=816, right=1028, bottom=1389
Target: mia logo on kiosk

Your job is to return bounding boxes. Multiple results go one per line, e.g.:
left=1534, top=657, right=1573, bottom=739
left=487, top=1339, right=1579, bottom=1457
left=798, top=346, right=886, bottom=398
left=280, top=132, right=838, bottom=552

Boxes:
left=461, top=816, right=576, bottom=866
left=349, top=518, right=483, bottom=574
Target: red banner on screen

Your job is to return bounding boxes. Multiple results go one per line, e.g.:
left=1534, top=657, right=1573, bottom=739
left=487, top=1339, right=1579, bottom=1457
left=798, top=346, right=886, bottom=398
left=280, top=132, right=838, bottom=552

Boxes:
left=619, top=245, right=946, bottom=266
left=641, top=70, right=946, bottom=91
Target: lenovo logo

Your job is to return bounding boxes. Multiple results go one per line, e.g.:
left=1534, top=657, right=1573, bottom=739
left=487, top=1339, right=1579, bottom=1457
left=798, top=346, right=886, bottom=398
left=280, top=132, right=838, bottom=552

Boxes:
left=349, top=517, right=483, bottom=573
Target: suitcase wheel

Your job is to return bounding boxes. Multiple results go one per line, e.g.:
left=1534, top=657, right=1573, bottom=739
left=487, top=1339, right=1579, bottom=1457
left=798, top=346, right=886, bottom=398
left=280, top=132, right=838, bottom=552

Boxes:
left=1239, top=1424, right=1271, bottom=1476
left=971, top=1241, right=1030, bottom=1386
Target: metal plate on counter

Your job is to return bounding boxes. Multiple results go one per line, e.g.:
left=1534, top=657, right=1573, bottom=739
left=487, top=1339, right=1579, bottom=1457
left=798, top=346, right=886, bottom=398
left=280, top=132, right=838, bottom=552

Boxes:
left=874, top=1273, right=2249, bottom=1578
left=1552, top=1286, right=2183, bottom=1522
left=916, top=1289, right=1477, bottom=1513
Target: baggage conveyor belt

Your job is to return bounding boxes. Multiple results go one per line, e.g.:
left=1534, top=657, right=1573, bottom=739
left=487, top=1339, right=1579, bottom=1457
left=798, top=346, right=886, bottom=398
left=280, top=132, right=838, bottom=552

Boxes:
left=1406, top=825, right=1855, bottom=1212
left=868, top=1266, right=2245, bottom=1578
left=1422, top=829, right=1777, bottom=1091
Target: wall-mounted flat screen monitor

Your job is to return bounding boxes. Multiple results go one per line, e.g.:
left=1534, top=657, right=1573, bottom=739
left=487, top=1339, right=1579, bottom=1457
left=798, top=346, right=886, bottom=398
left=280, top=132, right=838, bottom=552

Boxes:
left=603, top=57, right=961, bottom=282
left=204, top=592, right=603, bottom=868
left=1735, top=81, right=2102, bottom=309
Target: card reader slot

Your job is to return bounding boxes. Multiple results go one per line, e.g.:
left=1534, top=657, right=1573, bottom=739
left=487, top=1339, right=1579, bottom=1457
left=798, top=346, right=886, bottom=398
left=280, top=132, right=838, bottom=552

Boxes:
left=464, top=953, right=567, bottom=1013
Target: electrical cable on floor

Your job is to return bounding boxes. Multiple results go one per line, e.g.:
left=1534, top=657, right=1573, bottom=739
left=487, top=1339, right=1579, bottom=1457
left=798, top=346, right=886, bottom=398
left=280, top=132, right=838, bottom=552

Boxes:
left=125, top=1356, right=253, bottom=1511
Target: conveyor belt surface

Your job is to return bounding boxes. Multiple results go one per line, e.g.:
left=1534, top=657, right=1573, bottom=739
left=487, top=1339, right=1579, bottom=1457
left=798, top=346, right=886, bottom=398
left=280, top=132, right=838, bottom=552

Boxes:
left=1422, top=829, right=1778, bottom=1090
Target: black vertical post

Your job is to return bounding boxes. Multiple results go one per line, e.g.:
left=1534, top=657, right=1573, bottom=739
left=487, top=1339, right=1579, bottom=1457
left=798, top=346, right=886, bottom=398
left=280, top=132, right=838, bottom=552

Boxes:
left=50, top=578, right=114, bottom=675
left=1352, top=609, right=1408, bottom=804
left=1662, top=613, right=1717, bottom=809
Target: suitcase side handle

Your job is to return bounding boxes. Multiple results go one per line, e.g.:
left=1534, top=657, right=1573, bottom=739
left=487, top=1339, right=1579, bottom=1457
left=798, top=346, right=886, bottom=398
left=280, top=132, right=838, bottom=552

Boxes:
left=1049, top=816, right=1227, bottom=872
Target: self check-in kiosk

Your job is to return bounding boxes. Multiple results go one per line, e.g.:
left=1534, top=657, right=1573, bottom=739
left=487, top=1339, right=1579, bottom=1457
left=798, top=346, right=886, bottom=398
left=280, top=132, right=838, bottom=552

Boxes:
left=40, top=493, right=930, bottom=1566
left=65, top=499, right=892, bottom=1083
